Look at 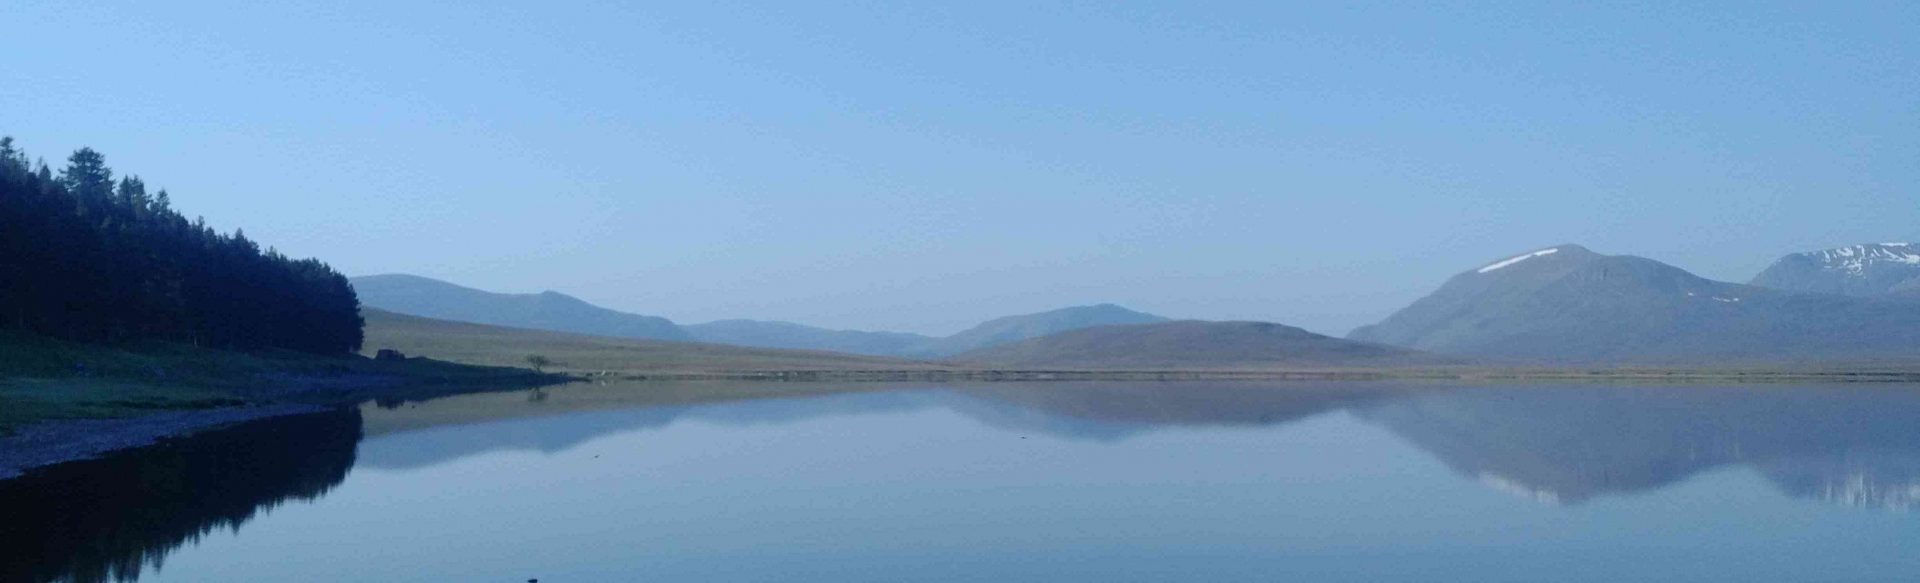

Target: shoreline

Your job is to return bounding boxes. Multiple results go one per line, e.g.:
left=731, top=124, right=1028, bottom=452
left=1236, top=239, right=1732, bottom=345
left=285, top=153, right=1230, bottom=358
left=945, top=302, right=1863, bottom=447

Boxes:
left=0, top=360, right=566, bottom=480
left=8, top=365, right=1920, bottom=480
left=606, top=367, right=1920, bottom=383
left=0, top=403, right=330, bottom=480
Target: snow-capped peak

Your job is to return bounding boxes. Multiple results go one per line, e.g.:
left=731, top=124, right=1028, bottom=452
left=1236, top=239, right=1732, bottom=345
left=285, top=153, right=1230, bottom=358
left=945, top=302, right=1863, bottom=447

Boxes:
left=1802, top=243, right=1920, bottom=275
left=1478, top=248, right=1560, bottom=274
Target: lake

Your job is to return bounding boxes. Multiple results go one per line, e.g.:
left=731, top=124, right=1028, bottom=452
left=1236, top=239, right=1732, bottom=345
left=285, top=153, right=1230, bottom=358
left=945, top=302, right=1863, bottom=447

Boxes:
left=8, top=381, right=1920, bottom=582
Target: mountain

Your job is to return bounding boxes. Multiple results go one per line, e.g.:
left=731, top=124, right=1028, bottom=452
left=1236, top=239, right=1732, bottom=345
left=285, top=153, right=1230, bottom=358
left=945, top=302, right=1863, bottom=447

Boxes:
left=954, top=320, right=1441, bottom=369
left=927, top=304, right=1169, bottom=356
left=1750, top=242, right=1920, bottom=297
left=351, top=274, right=690, bottom=341
left=683, top=320, right=935, bottom=357
left=1348, top=244, right=1920, bottom=364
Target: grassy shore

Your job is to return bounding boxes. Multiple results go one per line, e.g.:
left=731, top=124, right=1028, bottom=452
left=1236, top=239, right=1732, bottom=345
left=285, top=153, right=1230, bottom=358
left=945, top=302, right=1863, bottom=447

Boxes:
left=360, top=308, right=956, bottom=375
left=0, top=330, right=560, bottom=434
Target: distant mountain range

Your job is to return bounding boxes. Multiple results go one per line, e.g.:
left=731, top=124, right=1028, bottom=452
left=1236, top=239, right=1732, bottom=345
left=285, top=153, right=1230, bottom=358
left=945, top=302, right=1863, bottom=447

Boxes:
left=955, top=320, right=1442, bottom=369
left=351, top=274, right=1167, bottom=358
left=362, top=239, right=1920, bottom=368
left=1750, top=242, right=1920, bottom=297
left=1349, top=243, right=1920, bottom=364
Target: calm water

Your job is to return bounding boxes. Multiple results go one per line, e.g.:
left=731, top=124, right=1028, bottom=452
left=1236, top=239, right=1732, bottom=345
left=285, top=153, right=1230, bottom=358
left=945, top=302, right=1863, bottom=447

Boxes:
left=9, top=381, right=1920, bottom=582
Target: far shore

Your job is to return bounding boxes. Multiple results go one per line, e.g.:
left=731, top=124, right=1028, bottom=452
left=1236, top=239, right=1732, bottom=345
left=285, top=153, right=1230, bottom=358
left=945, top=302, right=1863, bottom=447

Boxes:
left=10, top=362, right=1920, bottom=480
left=595, top=366, right=1920, bottom=384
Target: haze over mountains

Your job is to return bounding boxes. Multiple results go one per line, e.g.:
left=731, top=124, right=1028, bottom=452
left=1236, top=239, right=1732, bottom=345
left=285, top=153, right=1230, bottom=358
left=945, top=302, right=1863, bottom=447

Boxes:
left=1349, top=244, right=1920, bottom=364
left=679, top=320, right=936, bottom=357
left=351, top=275, right=1169, bottom=359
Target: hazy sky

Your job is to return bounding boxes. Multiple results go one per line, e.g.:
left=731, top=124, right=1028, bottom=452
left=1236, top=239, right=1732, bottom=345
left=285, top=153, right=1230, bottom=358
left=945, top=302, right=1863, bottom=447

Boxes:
left=4, top=2, right=1915, bottom=335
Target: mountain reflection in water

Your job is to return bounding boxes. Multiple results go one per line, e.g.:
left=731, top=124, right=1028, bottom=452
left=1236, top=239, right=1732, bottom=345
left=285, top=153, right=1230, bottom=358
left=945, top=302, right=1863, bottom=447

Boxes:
left=353, top=381, right=1920, bottom=509
left=7, top=381, right=1920, bottom=582
left=1359, top=386, right=1920, bottom=508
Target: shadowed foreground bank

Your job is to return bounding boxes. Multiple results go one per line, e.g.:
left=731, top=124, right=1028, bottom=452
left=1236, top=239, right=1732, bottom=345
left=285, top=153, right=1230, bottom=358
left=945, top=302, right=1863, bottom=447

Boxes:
left=0, top=329, right=560, bottom=477
left=0, top=408, right=361, bottom=583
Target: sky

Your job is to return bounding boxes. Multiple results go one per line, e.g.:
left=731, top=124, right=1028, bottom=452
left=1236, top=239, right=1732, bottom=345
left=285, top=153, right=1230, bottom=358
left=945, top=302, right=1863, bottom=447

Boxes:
left=2, top=1, right=1915, bottom=336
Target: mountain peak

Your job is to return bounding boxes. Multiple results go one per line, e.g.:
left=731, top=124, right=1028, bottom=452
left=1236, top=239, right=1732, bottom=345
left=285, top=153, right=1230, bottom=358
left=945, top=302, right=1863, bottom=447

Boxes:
left=1751, top=243, right=1920, bottom=297
left=1793, top=243, right=1920, bottom=274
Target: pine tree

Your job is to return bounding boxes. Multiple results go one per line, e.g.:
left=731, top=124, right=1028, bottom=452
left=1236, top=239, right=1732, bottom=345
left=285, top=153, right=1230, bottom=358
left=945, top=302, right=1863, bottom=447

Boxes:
left=61, top=148, right=114, bottom=201
left=117, top=176, right=150, bottom=212
left=0, top=137, right=365, bottom=354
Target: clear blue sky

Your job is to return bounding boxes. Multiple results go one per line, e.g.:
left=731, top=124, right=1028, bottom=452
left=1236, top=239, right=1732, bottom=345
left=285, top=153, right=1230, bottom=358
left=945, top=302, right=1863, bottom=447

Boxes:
left=3, top=1, right=1915, bottom=335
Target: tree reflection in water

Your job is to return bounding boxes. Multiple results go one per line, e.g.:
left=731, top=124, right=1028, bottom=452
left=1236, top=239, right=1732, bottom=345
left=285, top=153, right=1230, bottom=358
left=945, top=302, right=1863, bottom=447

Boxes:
left=0, top=407, right=361, bottom=583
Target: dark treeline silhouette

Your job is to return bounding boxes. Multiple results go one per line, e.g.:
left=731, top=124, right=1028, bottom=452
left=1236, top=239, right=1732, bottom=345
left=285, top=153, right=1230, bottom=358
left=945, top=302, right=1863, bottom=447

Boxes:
left=0, top=407, right=362, bottom=583
left=0, top=137, right=361, bottom=353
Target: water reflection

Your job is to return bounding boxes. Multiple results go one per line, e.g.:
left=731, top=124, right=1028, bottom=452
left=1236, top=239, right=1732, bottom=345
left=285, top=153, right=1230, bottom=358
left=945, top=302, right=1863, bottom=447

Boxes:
left=9, top=382, right=1920, bottom=581
left=354, top=382, right=919, bottom=470
left=1360, top=386, right=1920, bottom=508
left=350, top=381, right=1920, bottom=510
left=0, top=407, right=361, bottom=583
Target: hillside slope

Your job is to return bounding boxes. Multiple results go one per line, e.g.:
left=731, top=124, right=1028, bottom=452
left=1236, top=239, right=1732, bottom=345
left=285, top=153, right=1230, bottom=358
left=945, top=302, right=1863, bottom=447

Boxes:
left=953, top=320, right=1442, bottom=369
left=352, top=274, right=689, bottom=341
left=928, top=304, right=1168, bottom=356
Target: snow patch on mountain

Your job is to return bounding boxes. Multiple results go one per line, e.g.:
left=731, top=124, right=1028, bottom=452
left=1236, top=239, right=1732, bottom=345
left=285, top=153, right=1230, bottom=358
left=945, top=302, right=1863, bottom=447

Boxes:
left=1478, top=248, right=1560, bottom=273
left=1805, top=244, right=1920, bottom=275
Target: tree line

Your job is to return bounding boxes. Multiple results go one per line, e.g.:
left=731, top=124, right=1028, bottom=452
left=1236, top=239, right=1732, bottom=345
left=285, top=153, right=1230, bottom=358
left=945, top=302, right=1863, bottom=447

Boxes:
left=0, top=136, right=362, bottom=354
